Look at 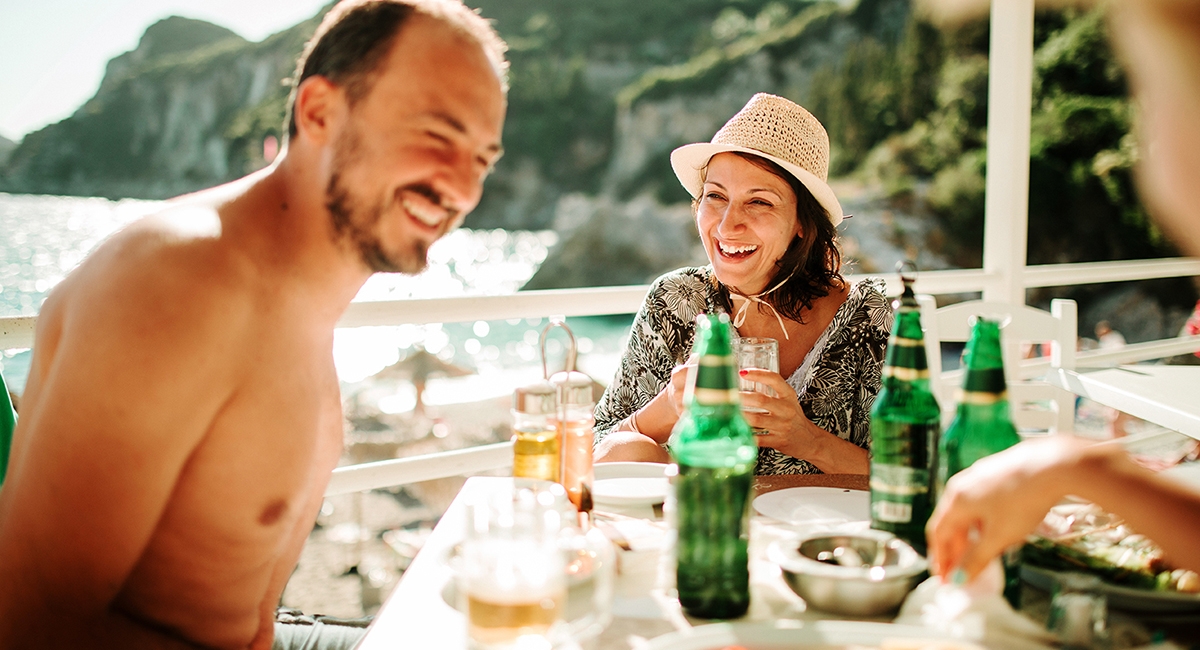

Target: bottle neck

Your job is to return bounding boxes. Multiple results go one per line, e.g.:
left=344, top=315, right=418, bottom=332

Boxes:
left=881, top=308, right=932, bottom=388
left=689, top=350, right=740, bottom=408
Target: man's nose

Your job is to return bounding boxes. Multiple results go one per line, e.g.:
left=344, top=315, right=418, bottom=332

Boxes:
left=440, top=155, right=487, bottom=216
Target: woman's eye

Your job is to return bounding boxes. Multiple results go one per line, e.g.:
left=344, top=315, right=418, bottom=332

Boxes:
left=705, top=192, right=725, bottom=201
left=427, top=131, right=452, bottom=146
left=750, top=199, right=772, bottom=207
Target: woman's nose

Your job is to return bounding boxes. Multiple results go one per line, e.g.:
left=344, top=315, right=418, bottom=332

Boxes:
left=715, top=204, right=748, bottom=235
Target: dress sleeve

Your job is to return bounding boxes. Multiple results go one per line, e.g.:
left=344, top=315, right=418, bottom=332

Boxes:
left=593, top=272, right=701, bottom=443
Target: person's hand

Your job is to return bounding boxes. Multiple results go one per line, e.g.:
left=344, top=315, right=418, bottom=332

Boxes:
left=737, top=368, right=819, bottom=458
left=925, top=436, right=1089, bottom=582
left=664, top=354, right=698, bottom=417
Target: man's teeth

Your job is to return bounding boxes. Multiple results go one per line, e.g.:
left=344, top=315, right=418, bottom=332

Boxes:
left=403, top=198, right=444, bottom=227
left=719, top=242, right=758, bottom=255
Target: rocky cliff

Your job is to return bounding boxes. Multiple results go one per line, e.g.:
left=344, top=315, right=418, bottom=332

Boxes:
left=0, top=13, right=324, bottom=199
left=0, top=135, right=14, bottom=168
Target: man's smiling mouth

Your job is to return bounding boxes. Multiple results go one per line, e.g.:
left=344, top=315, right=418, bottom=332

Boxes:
left=401, top=196, right=448, bottom=227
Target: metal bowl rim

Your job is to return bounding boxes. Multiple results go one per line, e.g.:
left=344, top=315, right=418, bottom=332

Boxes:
left=766, top=531, right=928, bottom=581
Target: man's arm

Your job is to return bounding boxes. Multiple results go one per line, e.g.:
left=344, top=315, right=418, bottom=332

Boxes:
left=926, top=435, right=1200, bottom=581
left=0, top=241, right=251, bottom=648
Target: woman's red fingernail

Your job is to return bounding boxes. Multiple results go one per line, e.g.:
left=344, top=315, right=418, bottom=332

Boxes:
left=738, top=369, right=748, bottom=376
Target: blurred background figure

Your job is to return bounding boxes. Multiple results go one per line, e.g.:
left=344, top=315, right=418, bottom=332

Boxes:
left=924, top=0, right=1200, bottom=583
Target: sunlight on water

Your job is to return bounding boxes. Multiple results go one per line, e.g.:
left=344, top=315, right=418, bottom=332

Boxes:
left=0, top=193, right=630, bottom=402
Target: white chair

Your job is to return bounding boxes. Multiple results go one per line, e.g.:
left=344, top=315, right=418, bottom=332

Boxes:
left=917, top=296, right=1078, bottom=435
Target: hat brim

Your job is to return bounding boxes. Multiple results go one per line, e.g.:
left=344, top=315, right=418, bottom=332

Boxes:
left=670, top=142, right=844, bottom=227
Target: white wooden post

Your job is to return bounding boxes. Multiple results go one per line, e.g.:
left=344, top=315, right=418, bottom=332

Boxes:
left=981, top=0, right=1035, bottom=306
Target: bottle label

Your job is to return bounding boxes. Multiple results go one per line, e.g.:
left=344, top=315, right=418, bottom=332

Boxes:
left=882, top=366, right=929, bottom=381
left=957, top=389, right=1009, bottom=405
left=692, top=387, right=739, bottom=404
left=870, top=464, right=929, bottom=524
left=888, top=336, right=924, bottom=348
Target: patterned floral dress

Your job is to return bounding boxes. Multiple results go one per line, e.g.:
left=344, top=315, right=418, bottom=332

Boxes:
left=593, top=266, right=893, bottom=475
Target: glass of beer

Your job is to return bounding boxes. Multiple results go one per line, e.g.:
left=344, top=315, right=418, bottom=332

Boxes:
left=460, top=482, right=569, bottom=649
left=733, top=337, right=779, bottom=426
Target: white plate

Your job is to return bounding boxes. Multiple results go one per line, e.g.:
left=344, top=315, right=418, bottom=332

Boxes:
left=1021, top=564, right=1200, bottom=614
left=644, top=620, right=982, bottom=650
left=593, top=461, right=670, bottom=480
left=592, top=477, right=670, bottom=507
left=753, top=487, right=870, bottom=526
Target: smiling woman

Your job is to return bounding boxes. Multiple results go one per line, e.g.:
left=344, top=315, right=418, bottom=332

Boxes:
left=592, top=93, right=893, bottom=476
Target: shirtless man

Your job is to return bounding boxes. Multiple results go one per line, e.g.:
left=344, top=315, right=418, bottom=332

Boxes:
left=925, top=0, right=1200, bottom=583
left=0, top=1, right=507, bottom=648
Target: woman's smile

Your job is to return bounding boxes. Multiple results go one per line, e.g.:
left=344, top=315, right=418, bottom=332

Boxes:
left=716, top=240, right=759, bottom=259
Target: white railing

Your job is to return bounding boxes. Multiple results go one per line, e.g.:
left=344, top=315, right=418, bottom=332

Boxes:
left=325, top=441, right=515, bottom=496
left=5, top=259, right=1197, bottom=351
left=3, top=258, right=1198, bottom=495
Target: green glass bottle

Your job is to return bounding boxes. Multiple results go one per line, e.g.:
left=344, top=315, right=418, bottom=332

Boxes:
left=0, top=370, right=16, bottom=488
left=937, top=315, right=1023, bottom=605
left=671, top=313, right=757, bottom=619
left=869, top=271, right=940, bottom=556
left=937, top=317, right=1020, bottom=486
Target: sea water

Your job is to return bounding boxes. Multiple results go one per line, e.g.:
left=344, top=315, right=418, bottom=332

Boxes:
left=0, top=193, right=630, bottom=403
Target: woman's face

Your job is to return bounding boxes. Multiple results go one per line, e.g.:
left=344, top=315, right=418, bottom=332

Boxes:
left=696, top=152, right=802, bottom=295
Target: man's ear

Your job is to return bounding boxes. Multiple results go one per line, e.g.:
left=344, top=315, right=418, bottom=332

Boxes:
left=293, top=76, right=345, bottom=146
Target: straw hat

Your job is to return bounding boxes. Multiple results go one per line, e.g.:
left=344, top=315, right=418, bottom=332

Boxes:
left=670, top=93, right=843, bottom=226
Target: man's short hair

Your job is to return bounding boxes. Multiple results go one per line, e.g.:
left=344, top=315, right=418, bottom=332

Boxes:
left=283, top=0, right=508, bottom=141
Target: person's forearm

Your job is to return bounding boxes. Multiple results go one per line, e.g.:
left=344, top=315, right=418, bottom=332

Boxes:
left=1068, top=445, right=1200, bottom=572
left=628, top=392, right=678, bottom=445
left=804, top=423, right=869, bottom=475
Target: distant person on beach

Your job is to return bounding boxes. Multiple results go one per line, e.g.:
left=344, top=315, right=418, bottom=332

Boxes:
left=592, top=93, right=892, bottom=475
left=1094, top=319, right=1126, bottom=350
left=0, top=1, right=506, bottom=649
left=926, top=0, right=1200, bottom=582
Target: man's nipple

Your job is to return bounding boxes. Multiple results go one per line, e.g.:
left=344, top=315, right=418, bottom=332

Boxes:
left=259, top=499, right=289, bottom=526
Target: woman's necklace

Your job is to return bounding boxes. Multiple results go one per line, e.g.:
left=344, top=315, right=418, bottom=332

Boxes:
left=728, top=271, right=796, bottom=341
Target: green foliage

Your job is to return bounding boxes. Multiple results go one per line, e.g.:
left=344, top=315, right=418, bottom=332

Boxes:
left=616, top=4, right=838, bottom=109
left=861, top=5, right=1172, bottom=268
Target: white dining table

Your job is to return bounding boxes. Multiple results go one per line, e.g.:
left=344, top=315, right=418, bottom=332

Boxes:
left=351, top=474, right=942, bottom=650
left=1047, top=365, right=1200, bottom=440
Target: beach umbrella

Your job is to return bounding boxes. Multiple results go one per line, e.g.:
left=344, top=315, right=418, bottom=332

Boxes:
left=370, top=349, right=473, bottom=416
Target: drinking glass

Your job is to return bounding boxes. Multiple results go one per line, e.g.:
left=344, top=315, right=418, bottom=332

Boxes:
left=733, top=337, right=779, bottom=422
left=1046, top=572, right=1108, bottom=649
left=460, top=482, right=569, bottom=650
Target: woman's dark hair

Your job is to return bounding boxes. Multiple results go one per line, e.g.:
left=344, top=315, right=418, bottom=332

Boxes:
left=284, top=0, right=508, bottom=142
left=700, top=151, right=843, bottom=323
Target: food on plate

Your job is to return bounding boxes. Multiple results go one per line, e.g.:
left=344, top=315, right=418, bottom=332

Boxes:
left=1022, top=502, right=1200, bottom=593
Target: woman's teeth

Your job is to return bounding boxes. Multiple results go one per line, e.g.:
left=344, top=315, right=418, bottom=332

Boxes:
left=402, top=198, right=445, bottom=227
left=718, top=241, right=758, bottom=256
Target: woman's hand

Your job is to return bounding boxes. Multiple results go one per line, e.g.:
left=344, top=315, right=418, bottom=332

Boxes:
left=627, top=354, right=697, bottom=444
left=737, top=368, right=818, bottom=457
left=738, top=368, right=868, bottom=474
left=665, top=354, right=698, bottom=417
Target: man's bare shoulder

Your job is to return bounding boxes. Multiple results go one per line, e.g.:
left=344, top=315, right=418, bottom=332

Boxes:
left=54, top=200, right=266, bottom=360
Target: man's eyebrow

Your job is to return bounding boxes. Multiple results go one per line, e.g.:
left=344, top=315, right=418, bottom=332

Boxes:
left=430, top=111, right=467, bottom=134
left=429, top=111, right=502, bottom=154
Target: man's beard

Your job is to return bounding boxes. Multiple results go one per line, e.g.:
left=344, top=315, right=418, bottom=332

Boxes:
left=325, top=129, right=430, bottom=274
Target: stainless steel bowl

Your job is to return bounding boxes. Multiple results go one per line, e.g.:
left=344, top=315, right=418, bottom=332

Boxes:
left=767, top=529, right=928, bottom=617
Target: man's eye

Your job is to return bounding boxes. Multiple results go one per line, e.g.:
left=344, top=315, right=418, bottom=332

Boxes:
left=427, top=131, right=452, bottom=145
